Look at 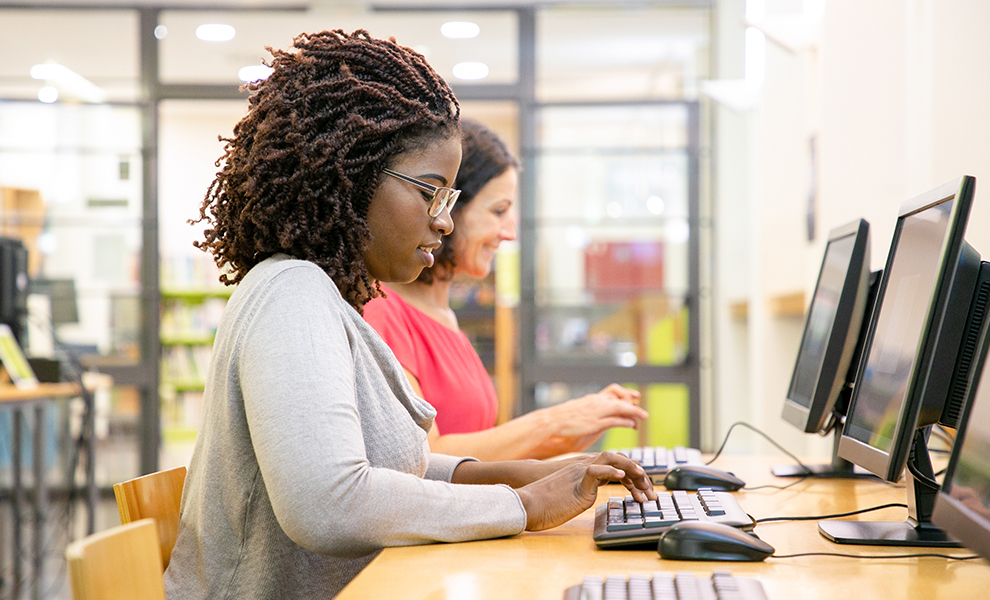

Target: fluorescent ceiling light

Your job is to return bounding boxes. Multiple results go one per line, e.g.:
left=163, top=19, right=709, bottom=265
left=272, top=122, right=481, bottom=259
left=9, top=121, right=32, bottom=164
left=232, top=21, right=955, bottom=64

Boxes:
left=452, top=62, right=489, bottom=81
left=196, top=24, right=235, bottom=42
left=31, top=63, right=106, bottom=103
left=441, top=21, right=480, bottom=39
left=37, top=86, right=59, bottom=104
left=239, top=65, right=273, bottom=82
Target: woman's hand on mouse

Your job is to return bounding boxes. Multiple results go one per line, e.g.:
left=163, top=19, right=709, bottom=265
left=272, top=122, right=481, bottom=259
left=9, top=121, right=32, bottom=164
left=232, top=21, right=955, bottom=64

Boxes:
left=515, top=451, right=657, bottom=531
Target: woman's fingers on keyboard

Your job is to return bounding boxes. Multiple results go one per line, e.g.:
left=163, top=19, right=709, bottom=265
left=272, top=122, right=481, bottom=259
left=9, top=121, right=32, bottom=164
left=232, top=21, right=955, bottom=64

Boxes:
left=595, top=452, right=657, bottom=501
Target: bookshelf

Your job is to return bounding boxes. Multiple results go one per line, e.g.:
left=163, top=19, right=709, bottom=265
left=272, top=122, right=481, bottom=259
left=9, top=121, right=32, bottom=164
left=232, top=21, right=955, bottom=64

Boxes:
left=159, top=286, right=231, bottom=448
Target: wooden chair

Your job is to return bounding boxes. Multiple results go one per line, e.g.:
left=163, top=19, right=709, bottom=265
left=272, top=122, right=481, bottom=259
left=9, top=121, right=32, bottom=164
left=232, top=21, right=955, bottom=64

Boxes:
left=65, top=519, right=166, bottom=600
left=113, top=466, right=186, bottom=569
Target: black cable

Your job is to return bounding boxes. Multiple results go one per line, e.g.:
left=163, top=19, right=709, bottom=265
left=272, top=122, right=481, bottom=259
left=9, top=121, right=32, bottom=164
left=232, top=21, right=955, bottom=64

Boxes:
left=772, top=551, right=980, bottom=560
left=755, top=502, right=908, bottom=524
left=742, top=475, right=811, bottom=492
left=907, top=455, right=940, bottom=490
left=706, top=421, right=815, bottom=474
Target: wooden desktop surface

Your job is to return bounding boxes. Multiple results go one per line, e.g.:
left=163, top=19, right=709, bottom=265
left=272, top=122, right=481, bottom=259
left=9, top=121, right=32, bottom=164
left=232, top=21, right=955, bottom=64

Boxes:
left=336, top=455, right=990, bottom=599
left=0, top=382, right=81, bottom=403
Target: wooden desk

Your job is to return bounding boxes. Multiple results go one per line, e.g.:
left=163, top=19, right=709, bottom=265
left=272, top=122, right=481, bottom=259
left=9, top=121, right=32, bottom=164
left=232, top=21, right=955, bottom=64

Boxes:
left=337, top=456, right=990, bottom=599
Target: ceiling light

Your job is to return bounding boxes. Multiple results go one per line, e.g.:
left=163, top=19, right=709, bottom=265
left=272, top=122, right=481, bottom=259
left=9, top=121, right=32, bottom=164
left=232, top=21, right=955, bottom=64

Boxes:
left=606, top=202, right=623, bottom=219
left=31, top=63, right=105, bottom=103
left=37, top=87, right=58, bottom=104
left=154, top=25, right=168, bottom=40
left=196, top=24, right=235, bottom=42
left=647, top=195, right=665, bottom=215
left=239, top=65, right=273, bottom=82
left=441, top=21, right=480, bottom=39
left=452, top=62, right=489, bottom=81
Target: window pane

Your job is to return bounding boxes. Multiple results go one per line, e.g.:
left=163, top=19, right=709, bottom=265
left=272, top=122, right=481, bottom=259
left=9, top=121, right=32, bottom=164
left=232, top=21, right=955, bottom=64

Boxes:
left=160, top=10, right=517, bottom=86
left=0, top=102, right=143, bottom=359
left=537, top=6, right=710, bottom=102
left=533, top=104, right=692, bottom=366
left=0, top=10, right=139, bottom=102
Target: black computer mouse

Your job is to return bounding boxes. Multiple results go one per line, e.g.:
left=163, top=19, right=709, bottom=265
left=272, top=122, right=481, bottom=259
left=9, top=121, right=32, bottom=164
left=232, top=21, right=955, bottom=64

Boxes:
left=662, top=465, right=745, bottom=491
left=658, top=521, right=774, bottom=562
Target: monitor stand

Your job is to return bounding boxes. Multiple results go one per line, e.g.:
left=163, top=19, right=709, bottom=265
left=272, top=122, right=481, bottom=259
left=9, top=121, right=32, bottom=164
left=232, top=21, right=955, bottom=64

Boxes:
left=771, top=423, right=878, bottom=479
left=818, top=428, right=962, bottom=547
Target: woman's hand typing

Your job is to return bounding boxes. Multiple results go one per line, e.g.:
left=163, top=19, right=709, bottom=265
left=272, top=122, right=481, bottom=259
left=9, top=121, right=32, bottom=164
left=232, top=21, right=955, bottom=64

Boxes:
left=514, top=451, right=656, bottom=531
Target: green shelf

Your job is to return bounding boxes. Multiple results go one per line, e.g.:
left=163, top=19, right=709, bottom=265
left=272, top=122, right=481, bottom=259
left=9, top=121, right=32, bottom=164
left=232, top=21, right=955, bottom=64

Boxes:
left=161, top=333, right=215, bottom=346
left=160, top=287, right=234, bottom=300
left=165, top=379, right=206, bottom=392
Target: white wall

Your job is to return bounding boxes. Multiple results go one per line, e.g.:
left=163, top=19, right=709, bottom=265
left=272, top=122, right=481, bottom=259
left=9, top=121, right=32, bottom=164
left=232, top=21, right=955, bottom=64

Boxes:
left=712, top=0, right=990, bottom=457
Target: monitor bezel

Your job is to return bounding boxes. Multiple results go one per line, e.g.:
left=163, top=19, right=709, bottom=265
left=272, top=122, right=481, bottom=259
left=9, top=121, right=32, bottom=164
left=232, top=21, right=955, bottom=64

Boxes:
left=932, top=311, right=990, bottom=561
left=837, top=176, right=975, bottom=482
left=781, top=218, right=871, bottom=434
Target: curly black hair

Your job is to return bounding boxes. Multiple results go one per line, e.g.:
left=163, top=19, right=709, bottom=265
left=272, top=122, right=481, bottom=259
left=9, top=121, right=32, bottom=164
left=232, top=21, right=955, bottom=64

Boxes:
left=416, top=118, right=520, bottom=284
left=191, top=29, right=460, bottom=309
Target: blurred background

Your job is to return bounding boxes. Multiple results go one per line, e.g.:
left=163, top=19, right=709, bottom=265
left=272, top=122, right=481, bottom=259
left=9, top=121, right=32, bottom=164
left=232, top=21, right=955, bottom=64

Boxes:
left=1, top=0, right=990, bottom=597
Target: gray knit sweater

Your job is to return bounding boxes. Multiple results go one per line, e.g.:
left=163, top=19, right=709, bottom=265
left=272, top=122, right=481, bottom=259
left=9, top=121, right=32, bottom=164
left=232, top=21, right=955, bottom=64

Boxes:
left=163, top=255, right=526, bottom=599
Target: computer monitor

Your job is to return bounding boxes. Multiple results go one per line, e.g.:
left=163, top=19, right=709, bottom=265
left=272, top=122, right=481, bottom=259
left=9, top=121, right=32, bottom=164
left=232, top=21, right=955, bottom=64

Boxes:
left=932, top=315, right=990, bottom=561
left=773, top=219, right=877, bottom=478
left=0, top=237, right=29, bottom=344
left=819, top=175, right=990, bottom=547
left=28, top=278, right=79, bottom=326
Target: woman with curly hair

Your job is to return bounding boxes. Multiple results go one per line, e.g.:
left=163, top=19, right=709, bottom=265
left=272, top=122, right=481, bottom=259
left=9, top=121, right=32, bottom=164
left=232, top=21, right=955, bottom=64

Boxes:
left=365, top=119, right=648, bottom=461
left=164, top=30, right=654, bottom=599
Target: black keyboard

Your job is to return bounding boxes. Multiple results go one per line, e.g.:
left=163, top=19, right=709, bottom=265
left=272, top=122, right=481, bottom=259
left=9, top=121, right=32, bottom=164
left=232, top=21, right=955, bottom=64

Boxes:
left=562, top=571, right=769, bottom=600
left=616, top=446, right=705, bottom=484
left=594, top=489, right=754, bottom=549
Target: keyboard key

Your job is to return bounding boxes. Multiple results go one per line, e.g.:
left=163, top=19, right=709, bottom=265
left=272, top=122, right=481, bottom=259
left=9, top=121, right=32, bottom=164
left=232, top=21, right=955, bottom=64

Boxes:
left=580, top=576, right=604, bottom=600
left=675, top=573, right=701, bottom=600
left=606, top=519, right=643, bottom=532
left=644, top=516, right=680, bottom=528
left=643, top=501, right=663, bottom=517
left=651, top=573, right=677, bottom=600
left=628, top=573, right=652, bottom=600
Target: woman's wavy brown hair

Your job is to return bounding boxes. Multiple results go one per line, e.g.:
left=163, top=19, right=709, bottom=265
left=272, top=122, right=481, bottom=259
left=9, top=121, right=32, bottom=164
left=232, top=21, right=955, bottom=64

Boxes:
left=191, top=29, right=460, bottom=309
left=416, top=118, right=519, bottom=284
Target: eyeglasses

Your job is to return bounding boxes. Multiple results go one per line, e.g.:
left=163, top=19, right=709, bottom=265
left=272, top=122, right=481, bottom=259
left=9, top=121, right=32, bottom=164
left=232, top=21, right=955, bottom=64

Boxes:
left=383, top=168, right=461, bottom=218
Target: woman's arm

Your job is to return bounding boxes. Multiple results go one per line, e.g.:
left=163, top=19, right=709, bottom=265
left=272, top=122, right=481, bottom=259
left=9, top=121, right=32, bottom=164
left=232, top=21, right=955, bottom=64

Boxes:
left=403, top=369, right=648, bottom=461
left=452, top=451, right=658, bottom=531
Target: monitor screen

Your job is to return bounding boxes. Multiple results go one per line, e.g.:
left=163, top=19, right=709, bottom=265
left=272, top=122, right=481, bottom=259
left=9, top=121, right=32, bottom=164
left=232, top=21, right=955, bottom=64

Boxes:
left=933, top=321, right=990, bottom=560
left=782, top=219, right=870, bottom=434
left=841, top=204, right=951, bottom=458
left=820, top=176, right=983, bottom=548
left=838, top=176, right=975, bottom=482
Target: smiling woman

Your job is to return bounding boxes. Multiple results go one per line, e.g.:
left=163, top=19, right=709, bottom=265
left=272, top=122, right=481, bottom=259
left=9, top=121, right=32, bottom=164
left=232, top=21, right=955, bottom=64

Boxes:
left=163, top=29, right=655, bottom=599
left=364, top=119, right=650, bottom=461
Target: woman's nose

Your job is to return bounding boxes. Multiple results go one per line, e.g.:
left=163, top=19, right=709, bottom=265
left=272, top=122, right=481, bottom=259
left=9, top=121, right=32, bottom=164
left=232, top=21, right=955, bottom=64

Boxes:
left=432, top=205, right=454, bottom=235
left=502, top=216, right=518, bottom=241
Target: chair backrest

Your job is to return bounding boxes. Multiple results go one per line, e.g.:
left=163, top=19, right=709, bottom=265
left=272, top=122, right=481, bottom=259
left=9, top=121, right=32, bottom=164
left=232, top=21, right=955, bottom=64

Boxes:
left=66, top=519, right=166, bottom=600
left=113, top=465, right=186, bottom=569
